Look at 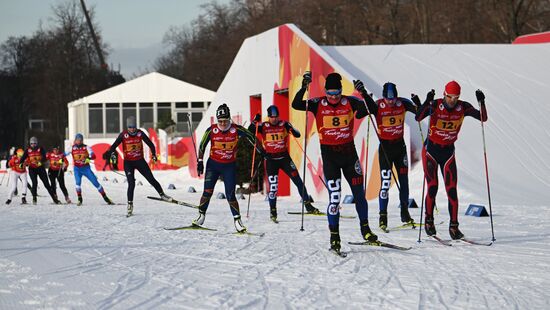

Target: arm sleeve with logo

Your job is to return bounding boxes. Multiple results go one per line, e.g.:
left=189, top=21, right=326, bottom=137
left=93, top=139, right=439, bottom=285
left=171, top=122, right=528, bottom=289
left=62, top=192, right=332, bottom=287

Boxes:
left=463, top=101, right=488, bottom=122
left=198, top=127, right=212, bottom=160
left=108, top=133, right=124, bottom=154
left=141, top=131, right=157, bottom=155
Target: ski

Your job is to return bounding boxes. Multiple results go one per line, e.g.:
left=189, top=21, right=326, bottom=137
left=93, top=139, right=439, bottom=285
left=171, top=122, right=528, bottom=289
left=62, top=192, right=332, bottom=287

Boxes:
left=348, top=241, right=412, bottom=251
left=329, top=248, right=348, bottom=258
left=390, top=220, right=445, bottom=231
left=458, top=238, right=493, bottom=246
left=287, top=211, right=356, bottom=219
left=232, top=231, right=265, bottom=237
left=428, top=235, right=453, bottom=246
left=147, top=196, right=199, bottom=209
left=164, top=224, right=217, bottom=231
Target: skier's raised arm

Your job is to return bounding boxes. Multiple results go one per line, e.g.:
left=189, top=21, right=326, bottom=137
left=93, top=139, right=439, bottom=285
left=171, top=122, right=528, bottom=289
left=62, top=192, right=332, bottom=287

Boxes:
left=415, top=89, right=436, bottom=121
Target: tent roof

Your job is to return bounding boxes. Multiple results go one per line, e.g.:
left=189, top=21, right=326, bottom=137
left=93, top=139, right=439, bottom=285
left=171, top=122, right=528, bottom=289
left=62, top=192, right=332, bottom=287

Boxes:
left=68, top=72, right=215, bottom=107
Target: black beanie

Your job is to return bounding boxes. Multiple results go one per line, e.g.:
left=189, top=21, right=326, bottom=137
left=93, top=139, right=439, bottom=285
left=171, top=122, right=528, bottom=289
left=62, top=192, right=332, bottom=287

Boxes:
left=325, top=73, right=342, bottom=90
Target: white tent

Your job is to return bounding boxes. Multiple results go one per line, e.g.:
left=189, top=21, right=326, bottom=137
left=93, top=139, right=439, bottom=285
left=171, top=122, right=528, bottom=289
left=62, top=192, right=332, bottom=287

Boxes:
left=67, top=72, right=215, bottom=140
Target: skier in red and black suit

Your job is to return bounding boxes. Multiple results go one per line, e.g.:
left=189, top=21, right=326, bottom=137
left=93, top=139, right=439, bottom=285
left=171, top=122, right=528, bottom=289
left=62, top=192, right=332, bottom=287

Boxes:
left=415, top=81, right=487, bottom=239
left=193, top=104, right=264, bottom=233
left=19, top=136, right=60, bottom=204
left=107, top=116, right=172, bottom=216
left=248, top=105, right=320, bottom=222
left=46, top=146, right=71, bottom=204
left=292, top=72, right=378, bottom=253
left=355, top=81, right=419, bottom=231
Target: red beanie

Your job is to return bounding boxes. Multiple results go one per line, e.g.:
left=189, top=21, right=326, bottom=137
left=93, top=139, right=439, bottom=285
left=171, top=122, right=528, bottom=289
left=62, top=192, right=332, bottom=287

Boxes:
left=444, top=80, right=461, bottom=96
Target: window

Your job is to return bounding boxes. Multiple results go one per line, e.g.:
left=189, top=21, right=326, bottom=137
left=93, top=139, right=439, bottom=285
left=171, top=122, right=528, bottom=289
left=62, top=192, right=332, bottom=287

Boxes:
left=191, top=112, right=203, bottom=129
left=176, top=102, right=188, bottom=108
left=157, top=102, right=172, bottom=125
left=191, top=101, right=204, bottom=108
left=122, top=103, right=137, bottom=128
left=140, top=103, right=153, bottom=128
left=89, top=103, right=103, bottom=134
left=105, top=103, right=120, bottom=133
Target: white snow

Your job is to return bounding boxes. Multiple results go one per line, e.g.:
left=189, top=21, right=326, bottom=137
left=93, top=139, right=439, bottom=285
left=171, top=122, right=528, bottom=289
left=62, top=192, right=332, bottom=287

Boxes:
left=1, top=169, right=550, bottom=309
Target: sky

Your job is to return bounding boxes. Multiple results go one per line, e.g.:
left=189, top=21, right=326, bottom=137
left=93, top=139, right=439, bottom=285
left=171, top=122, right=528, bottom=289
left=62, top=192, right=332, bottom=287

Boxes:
left=0, top=0, right=229, bottom=78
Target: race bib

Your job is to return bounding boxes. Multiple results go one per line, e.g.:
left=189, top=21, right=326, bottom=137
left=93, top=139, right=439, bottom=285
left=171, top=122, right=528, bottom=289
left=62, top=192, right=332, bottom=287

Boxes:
left=213, top=141, right=237, bottom=150
left=323, top=113, right=352, bottom=129
left=381, top=114, right=404, bottom=127
left=435, top=118, right=463, bottom=131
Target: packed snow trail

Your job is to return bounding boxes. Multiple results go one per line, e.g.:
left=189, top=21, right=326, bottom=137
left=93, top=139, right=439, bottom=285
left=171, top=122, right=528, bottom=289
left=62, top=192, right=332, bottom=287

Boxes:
left=1, top=171, right=550, bottom=309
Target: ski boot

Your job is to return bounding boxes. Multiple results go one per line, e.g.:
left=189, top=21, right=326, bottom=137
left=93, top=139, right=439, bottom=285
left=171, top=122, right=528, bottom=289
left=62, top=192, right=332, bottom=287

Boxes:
left=50, top=193, right=61, bottom=204
left=361, top=220, right=378, bottom=242
left=126, top=201, right=134, bottom=217
left=32, top=196, right=37, bottom=205
left=65, top=196, right=72, bottom=204
left=270, top=207, right=278, bottom=223
left=5, top=199, right=11, bottom=205
left=400, top=205, right=414, bottom=225
left=305, top=201, right=321, bottom=214
left=329, top=225, right=342, bottom=253
left=160, top=192, right=173, bottom=202
left=77, top=196, right=83, bottom=206
left=233, top=215, right=247, bottom=233
left=424, top=215, right=436, bottom=236
left=192, top=211, right=206, bottom=226
left=21, top=197, right=27, bottom=205
left=379, top=211, right=388, bottom=232
left=449, top=221, right=464, bottom=240
left=103, top=195, right=114, bottom=205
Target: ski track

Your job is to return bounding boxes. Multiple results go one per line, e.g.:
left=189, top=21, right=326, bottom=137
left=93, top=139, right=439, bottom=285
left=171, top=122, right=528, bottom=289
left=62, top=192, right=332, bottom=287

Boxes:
left=1, top=172, right=550, bottom=309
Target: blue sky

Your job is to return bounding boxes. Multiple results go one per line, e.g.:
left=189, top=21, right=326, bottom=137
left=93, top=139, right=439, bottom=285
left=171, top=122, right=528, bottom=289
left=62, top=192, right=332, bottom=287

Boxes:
left=0, top=0, right=229, bottom=77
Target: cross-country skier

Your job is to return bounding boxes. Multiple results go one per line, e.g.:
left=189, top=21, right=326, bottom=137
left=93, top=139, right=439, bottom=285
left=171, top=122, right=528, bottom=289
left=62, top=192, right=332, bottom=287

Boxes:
left=355, top=81, right=419, bottom=231
left=67, top=133, right=113, bottom=206
left=415, top=81, right=487, bottom=239
left=5, top=148, right=28, bottom=205
left=292, top=72, right=378, bottom=253
left=107, top=116, right=173, bottom=216
left=248, top=105, right=320, bottom=222
left=193, top=103, right=264, bottom=232
left=47, top=146, right=71, bottom=204
left=19, top=137, right=60, bottom=204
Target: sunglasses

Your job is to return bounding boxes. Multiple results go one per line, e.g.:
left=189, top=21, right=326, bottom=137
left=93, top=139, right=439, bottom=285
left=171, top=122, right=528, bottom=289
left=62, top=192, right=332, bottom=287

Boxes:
left=326, top=89, right=342, bottom=96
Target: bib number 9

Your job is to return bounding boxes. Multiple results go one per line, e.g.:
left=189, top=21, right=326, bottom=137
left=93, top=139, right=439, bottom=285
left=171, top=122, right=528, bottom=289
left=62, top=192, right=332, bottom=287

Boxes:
left=381, top=114, right=404, bottom=127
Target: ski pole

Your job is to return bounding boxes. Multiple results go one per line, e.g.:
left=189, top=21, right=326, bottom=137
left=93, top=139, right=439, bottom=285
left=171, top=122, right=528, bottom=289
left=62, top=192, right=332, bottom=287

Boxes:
left=477, top=95, right=495, bottom=241
left=187, top=113, right=199, bottom=162
left=417, top=95, right=433, bottom=243
left=299, top=72, right=312, bottom=232
left=363, top=117, right=371, bottom=191
left=246, top=119, right=261, bottom=218
left=417, top=119, right=426, bottom=243
left=291, top=135, right=327, bottom=190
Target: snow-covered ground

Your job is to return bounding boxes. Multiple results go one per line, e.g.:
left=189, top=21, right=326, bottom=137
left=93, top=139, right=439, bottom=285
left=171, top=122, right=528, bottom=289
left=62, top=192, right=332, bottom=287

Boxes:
left=1, top=169, right=550, bottom=309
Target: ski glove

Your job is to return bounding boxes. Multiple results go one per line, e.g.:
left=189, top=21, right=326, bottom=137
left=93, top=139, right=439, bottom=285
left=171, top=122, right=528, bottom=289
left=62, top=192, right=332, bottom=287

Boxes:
left=110, top=152, right=117, bottom=163
left=57, top=159, right=63, bottom=164
left=85, top=158, right=91, bottom=165
left=353, top=80, right=366, bottom=93
left=426, top=89, right=435, bottom=102
left=475, top=89, right=485, bottom=103
left=253, top=113, right=261, bottom=123
left=152, top=155, right=158, bottom=163
left=302, top=71, right=312, bottom=89
left=411, top=94, right=421, bottom=107
left=197, top=160, right=204, bottom=177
